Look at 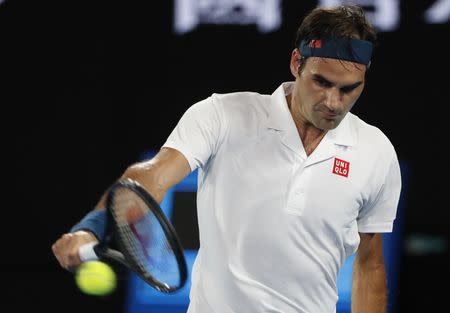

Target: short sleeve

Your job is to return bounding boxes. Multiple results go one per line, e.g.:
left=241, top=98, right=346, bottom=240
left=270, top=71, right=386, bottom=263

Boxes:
left=357, top=151, right=402, bottom=233
left=162, top=95, right=227, bottom=172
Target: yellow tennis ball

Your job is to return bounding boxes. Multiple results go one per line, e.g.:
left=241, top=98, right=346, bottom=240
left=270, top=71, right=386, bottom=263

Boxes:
left=75, top=261, right=117, bottom=296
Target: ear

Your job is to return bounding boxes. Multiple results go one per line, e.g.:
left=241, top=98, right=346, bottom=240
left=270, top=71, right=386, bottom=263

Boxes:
left=290, top=48, right=301, bottom=78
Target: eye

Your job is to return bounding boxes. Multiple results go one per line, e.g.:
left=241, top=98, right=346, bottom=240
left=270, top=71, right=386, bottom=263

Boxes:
left=341, top=82, right=362, bottom=94
left=341, top=86, right=355, bottom=94
left=313, top=77, right=332, bottom=88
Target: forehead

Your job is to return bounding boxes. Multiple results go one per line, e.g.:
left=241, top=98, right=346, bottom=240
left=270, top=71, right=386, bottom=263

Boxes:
left=305, top=57, right=366, bottom=82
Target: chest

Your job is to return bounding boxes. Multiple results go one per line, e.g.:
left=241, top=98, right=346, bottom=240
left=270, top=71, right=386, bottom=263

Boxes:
left=214, top=130, right=366, bottom=237
left=202, top=131, right=371, bottom=281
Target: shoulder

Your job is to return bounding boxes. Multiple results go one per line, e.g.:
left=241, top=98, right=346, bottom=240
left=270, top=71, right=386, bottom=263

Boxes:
left=207, top=91, right=272, bottom=141
left=345, top=113, right=399, bottom=173
left=207, top=91, right=271, bottom=132
left=187, top=91, right=270, bottom=120
left=348, top=113, right=396, bottom=155
left=210, top=91, right=271, bottom=116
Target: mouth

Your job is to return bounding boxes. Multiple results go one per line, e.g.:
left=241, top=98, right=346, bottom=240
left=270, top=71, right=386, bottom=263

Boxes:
left=320, top=111, right=339, bottom=120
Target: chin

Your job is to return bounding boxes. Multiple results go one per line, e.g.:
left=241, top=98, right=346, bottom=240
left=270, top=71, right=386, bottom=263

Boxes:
left=317, top=119, right=341, bottom=131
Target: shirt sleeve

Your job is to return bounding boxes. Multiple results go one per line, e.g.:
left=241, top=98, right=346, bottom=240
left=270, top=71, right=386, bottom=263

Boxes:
left=162, top=95, right=227, bottom=172
left=357, top=150, right=402, bottom=233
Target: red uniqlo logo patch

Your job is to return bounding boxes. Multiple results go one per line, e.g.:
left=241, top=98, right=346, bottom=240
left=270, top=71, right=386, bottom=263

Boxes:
left=308, top=39, right=322, bottom=48
left=332, top=158, right=350, bottom=177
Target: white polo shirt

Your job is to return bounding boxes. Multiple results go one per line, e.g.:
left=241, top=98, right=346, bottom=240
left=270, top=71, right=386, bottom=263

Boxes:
left=163, top=82, right=402, bottom=313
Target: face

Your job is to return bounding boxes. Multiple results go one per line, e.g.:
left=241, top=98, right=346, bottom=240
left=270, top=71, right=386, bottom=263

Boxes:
left=289, top=49, right=367, bottom=131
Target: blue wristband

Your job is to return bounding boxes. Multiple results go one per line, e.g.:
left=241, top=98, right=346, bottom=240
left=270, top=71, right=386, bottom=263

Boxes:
left=70, top=209, right=107, bottom=240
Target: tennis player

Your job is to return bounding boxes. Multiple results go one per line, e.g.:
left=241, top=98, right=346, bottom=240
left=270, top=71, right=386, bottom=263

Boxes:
left=52, top=4, right=402, bottom=313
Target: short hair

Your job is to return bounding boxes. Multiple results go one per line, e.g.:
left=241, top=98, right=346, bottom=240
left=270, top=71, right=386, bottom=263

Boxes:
left=295, top=5, right=377, bottom=72
left=295, top=5, right=377, bottom=46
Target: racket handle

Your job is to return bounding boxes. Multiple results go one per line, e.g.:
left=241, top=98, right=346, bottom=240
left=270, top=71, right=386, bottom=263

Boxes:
left=78, top=242, right=99, bottom=262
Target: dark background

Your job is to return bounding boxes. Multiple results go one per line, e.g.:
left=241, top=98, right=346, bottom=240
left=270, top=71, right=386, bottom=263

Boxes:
left=6, top=0, right=448, bottom=312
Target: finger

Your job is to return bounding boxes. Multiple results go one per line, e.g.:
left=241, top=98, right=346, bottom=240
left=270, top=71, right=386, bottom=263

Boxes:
left=52, top=234, right=77, bottom=270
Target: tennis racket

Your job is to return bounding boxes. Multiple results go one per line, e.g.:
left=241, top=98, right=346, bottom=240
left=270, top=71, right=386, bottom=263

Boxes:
left=78, top=178, right=188, bottom=293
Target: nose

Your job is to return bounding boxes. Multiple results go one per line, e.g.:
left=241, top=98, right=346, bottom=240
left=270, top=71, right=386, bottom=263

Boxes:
left=324, top=87, right=343, bottom=112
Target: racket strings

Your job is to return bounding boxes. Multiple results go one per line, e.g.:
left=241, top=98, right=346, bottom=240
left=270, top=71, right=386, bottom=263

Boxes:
left=111, top=188, right=183, bottom=288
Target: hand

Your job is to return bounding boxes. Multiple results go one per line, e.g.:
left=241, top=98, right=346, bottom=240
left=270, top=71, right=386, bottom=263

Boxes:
left=52, top=231, right=98, bottom=271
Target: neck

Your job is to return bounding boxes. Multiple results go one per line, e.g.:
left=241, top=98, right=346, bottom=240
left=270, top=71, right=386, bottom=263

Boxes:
left=287, top=94, right=327, bottom=156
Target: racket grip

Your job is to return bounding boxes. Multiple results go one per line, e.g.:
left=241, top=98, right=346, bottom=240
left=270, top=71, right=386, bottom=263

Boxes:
left=78, top=242, right=99, bottom=262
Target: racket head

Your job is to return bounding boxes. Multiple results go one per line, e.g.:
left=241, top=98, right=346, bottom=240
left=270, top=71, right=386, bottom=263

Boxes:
left=106, top=179, right=188, bottom=293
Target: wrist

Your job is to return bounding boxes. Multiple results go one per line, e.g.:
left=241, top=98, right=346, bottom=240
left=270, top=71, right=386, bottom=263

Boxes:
left=70, top=209, right=107, bottom=240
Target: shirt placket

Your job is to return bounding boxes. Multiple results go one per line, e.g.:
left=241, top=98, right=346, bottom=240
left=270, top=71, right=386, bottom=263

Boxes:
left=286, top=157, right=312, bottom=215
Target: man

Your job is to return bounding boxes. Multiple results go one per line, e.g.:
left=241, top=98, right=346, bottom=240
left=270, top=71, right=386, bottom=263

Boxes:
left=52, top=5, right=401, bottom=313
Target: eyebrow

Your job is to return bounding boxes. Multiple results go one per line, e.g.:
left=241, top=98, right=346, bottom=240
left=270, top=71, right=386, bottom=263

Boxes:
left=313, top=74, right=363, bottom=90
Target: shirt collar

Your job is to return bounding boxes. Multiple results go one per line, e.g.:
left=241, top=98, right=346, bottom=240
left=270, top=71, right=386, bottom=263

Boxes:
left=268, top=82, right=356, bottom=147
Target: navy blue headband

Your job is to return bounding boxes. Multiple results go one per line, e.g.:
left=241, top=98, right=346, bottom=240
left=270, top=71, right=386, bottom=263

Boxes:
left=299, top=37, right=373, bottom=65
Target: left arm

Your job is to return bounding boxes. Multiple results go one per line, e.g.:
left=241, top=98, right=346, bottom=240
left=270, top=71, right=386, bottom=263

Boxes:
left=351, top=233, right=387, bottom=313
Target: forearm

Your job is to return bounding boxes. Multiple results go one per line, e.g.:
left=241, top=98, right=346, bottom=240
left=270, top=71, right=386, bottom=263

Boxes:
left=351, top=259, right=387, bottom=313
left=94, top=147, right=190, bottom=208
left=93, top=167, right=167, bottom=210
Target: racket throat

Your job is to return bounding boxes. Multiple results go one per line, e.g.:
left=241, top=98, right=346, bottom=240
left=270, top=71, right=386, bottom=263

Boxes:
left=96, top=246, right=128, bottom=268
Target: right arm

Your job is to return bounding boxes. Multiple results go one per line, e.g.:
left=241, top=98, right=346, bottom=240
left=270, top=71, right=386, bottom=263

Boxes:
left=51, top=147, right=191, bottom=271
